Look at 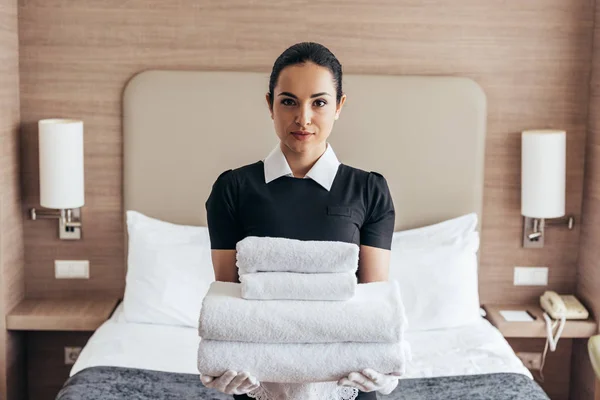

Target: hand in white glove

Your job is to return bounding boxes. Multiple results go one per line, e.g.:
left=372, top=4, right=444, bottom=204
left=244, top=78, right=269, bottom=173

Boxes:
left=200, top=370, right=260, bottom=395
left=337, top=369, right=403, bottom=395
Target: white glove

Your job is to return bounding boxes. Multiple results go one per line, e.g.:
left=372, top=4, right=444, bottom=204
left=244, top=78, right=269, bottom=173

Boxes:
left=200, top=370, right=260, bottom=395
left=337, top=369, right=403, bottom=395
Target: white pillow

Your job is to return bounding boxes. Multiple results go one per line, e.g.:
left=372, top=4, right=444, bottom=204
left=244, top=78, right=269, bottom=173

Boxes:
left=123, top=210, right=215, bottom=328
left=389, top=213, right=481, bottom=331
left=392, top=213, right=478, bottom=249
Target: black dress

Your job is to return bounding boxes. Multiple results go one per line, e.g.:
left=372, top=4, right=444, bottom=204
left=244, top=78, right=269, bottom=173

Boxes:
left=205, top=161, right=396, bottom=400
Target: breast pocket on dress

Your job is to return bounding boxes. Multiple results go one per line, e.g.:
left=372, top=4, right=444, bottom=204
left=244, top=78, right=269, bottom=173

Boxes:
left=326, top=205, right=352, bottom=217
left=324, top=205, right=357, bottom=244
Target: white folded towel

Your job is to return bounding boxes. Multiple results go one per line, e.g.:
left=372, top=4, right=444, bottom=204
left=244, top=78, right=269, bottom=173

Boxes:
left=240, top=271, right=357, bottom=301
left=236, top=236, right=359, bottom=275
left=197, top=339, right=410, bottom=383
left=198, top=281, right=405, bottom=344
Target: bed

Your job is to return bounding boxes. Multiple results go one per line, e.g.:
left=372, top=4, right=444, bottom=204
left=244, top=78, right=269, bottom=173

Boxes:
left=55, top=70, right=550, bottom=399
left=56, top=302, right=547, bottom=399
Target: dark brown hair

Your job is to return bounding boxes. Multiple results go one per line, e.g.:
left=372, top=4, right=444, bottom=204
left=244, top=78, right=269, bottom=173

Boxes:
left=267, top=42, right=343, bottom=107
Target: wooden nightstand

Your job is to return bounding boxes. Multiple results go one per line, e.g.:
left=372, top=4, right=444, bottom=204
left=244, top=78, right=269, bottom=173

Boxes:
left=6, top=297, right=120, bottom=400
left=483, top=303, right=598, bottom=400
left=483, top=303, right=597, bottom=339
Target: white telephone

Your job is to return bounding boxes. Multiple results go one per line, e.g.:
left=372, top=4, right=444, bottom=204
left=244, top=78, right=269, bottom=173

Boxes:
left=540, top=291, right=589, bottom=320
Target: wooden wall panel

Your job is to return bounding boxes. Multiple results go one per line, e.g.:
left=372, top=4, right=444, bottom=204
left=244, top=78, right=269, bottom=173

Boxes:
left=17, top=0, right=594, bottom=304
left=1, top=0, right=25, bottom=399
left=572, top=1, right=600, bottom=399
left=571, top=338, right=600, bottom=400
left=16, top=1, right=598, bottom=398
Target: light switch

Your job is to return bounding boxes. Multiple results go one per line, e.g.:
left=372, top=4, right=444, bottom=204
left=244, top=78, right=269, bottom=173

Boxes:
left=55, top=260, right=90, bottom=279
left=514, top=266, right=548, bottom=286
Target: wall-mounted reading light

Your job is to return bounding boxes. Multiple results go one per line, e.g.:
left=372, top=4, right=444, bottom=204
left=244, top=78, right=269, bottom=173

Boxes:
left=30, top=119, right=84, bottom=240
left=521, top=129, right=574, bottom=248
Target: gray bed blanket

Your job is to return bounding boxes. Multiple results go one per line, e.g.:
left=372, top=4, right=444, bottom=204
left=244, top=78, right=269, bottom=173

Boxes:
left=56, top=366, right=550, bottom=400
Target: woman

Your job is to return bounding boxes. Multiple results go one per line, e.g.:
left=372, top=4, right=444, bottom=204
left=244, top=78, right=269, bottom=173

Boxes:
left=201, top=42, right=401, bottom=399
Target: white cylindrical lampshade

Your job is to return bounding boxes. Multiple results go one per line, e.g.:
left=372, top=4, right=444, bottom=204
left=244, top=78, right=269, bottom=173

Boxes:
left=38, top=119, right=85, bottom=209
left=521, top=129, right=566, bottom=219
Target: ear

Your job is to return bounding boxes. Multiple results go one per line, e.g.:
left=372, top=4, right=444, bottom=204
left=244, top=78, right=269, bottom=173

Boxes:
left=335, top=94, right=347, bottom=120
left=266, top=93, right=274, bottom=120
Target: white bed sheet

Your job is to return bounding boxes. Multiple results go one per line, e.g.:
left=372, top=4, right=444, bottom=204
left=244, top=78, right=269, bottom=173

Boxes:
left=70, top=303, right=532, bottom=380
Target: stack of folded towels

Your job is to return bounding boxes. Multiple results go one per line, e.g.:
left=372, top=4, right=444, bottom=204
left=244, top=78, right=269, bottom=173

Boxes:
left=197, top=236, right=410, bottom=383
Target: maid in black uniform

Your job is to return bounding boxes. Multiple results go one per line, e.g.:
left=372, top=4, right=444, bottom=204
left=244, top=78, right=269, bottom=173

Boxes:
left=200, top=42, right=401, bottom=399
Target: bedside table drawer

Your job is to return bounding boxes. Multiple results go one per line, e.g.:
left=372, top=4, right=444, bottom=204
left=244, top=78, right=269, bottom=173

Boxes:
left=27, top=331, right=93, bottom=400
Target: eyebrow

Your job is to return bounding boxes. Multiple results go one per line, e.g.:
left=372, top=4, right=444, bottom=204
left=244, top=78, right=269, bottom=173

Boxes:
left=278, top=92, right=332, bottom=99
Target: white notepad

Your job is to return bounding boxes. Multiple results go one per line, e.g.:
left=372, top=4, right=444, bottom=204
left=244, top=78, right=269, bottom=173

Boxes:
left=499, top=310, right=535, bottom=322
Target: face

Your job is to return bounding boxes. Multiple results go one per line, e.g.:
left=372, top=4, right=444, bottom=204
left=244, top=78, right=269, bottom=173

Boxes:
left=267, top=62, right=346, bottom=156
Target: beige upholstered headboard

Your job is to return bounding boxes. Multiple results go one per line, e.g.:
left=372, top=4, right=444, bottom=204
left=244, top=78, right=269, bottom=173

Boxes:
left=123, top=70, right=486, bottom=231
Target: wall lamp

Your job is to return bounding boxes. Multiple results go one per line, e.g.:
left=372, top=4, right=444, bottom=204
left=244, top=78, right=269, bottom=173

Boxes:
left=30, top=119, right=85, bottom=240
left=521, top=129, right=574, bottom=248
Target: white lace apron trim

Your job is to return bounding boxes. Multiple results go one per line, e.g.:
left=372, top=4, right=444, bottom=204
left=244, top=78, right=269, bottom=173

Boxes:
left=246, top=382, right=359, bottom=400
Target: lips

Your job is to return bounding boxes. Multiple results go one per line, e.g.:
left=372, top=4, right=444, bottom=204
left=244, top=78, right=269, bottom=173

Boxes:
left=291, top=131, right=312, bottom=141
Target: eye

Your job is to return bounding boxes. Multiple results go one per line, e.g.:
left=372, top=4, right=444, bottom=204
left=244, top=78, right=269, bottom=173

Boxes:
left=281, top=98, right=296, bottom=106
left=314, top=99, right=327, bottom=107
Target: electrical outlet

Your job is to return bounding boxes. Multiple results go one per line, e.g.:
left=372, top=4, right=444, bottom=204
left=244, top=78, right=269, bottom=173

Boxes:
left=55, top=260, right=90, bottom=279
left=64, top=346, right=82, bottom=365
left=516, top=352, right=542, bottom=370
left=514, top=266, right=548, bottom=286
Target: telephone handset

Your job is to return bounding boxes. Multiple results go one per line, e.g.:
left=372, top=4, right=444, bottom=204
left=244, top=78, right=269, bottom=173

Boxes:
left=536, top=291, right=590, bottom=381
left=540, top=291, right=589, bottom=320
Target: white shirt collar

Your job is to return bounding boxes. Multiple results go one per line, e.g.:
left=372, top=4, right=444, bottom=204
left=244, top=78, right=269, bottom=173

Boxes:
left=263, top=143, right=341, bottom=191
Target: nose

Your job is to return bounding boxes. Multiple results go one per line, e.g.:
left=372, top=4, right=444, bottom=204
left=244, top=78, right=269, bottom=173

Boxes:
left=294, top=104, right=312, bottom=127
